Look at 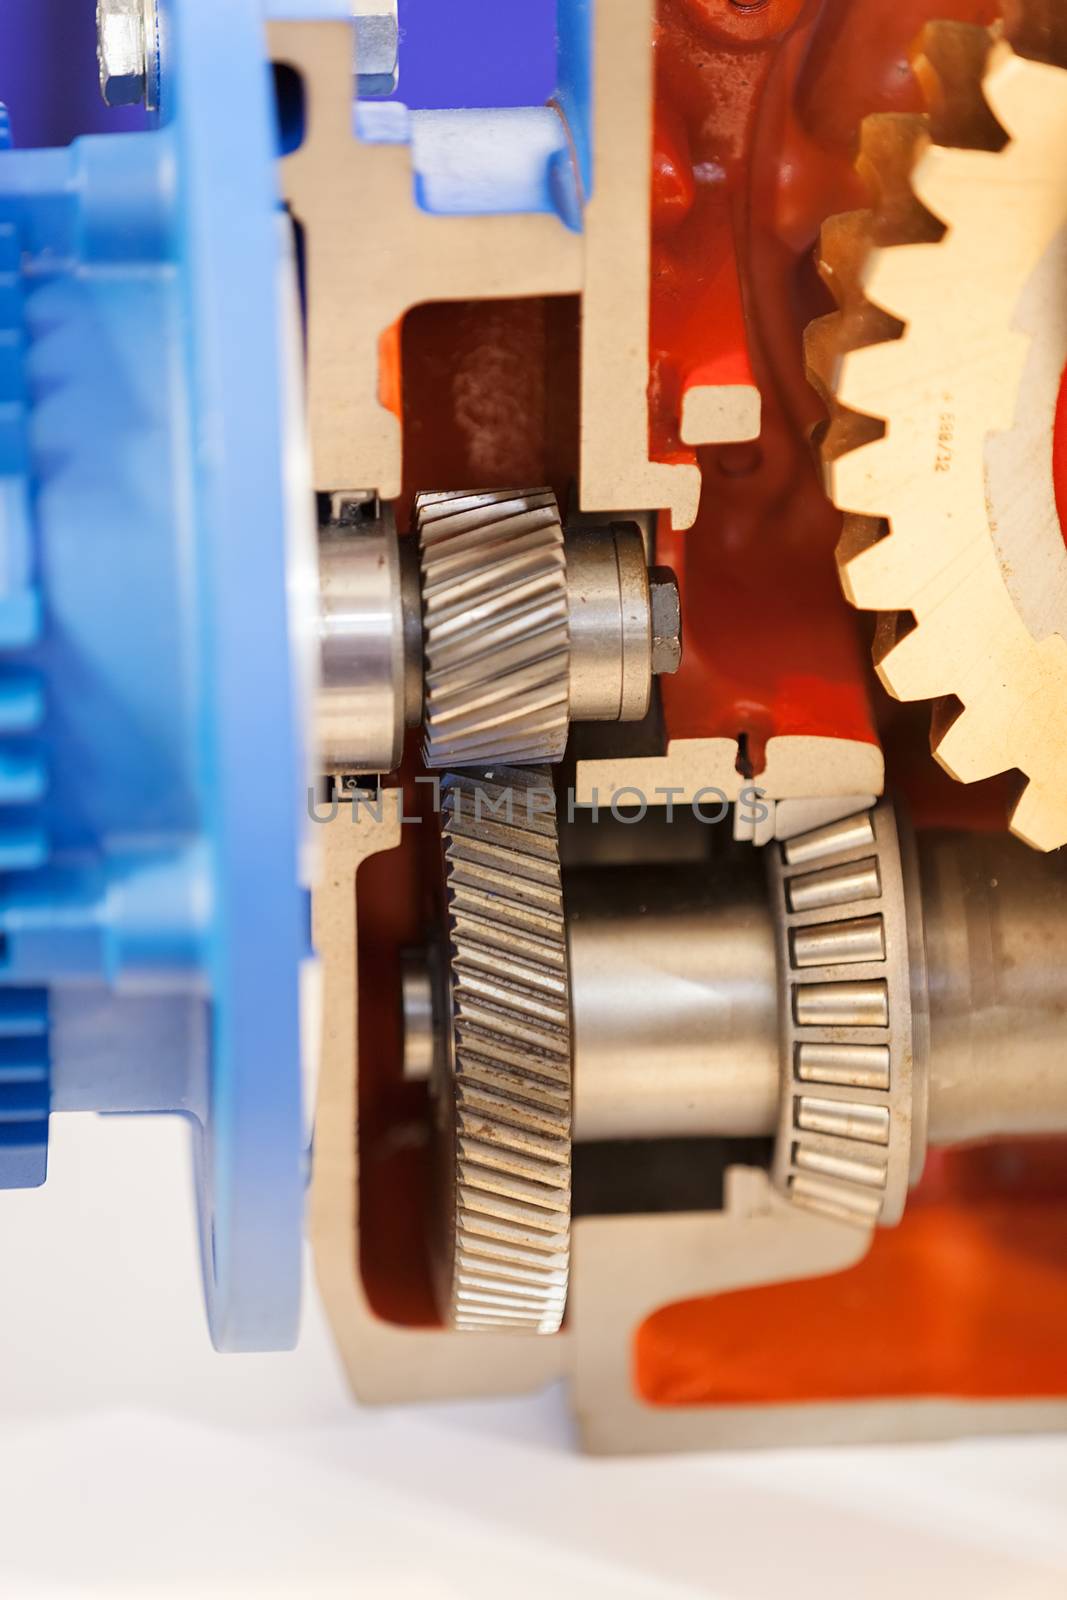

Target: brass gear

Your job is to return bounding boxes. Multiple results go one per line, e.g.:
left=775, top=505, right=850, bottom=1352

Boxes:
left=806, top=9, right=1067, bottom=851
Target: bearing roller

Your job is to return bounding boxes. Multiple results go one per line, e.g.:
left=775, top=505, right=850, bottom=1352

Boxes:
left=766, top=801, right=921, bottom=1226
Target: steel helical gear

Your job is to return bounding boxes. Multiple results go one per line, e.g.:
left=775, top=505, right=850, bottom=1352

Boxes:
left=434, top=767, right=572, bottom=1333
left=806, top=7, right=1067, bottom=852
left=417, top=489, right=571, bottom=769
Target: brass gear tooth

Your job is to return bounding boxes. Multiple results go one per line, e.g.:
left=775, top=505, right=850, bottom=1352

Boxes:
left=1004, top=0, right=1067, bottom=69
left=930, top=698, right=1009, bottom=785
left=835, top=516, right=889, bottom=604
left=983, top=35, right=1067, bottom=143
left=436, top=767, right=572, bottom=1333
left=806, top=210, right=900, bottom=464
left=811, top=18, right=1067, bottom=852
left=1008, top=776, right=1067, bottom=854
left=855, top=114, right=940, bottom=245
left=805, top=312, right=886, bottom=466
left=814, top=209, right=879, bottom=311
left=914, top=20, right=1003, bottom=148
left=875, top=618, right=955, bottom=704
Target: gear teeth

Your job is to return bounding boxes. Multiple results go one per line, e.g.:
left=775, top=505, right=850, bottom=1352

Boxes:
left=810, top=17, right=1067, bottom=851
left=855, top=114, right=941, bottom=245
left=417, top=489, right=571, bottom=769
left=1009, top=778, right=1067, bottom=854
left=874, top=620, right=954, bottom=703
left=807, top=111, right=938, bottom=469
left=1004, top=0, right=1067, bottom=67
left=440, top=767, right=571, bottom=1333
left=983, top=36, right=1067, bottom=141
left=859, top=238, right=942, bottom=319
left=914, top=20, right=1003, bottom=147
left=833, top=335, right=913, bottom=422
left=807, top=212, right=899, bottom=466
left=930, top=699, right=1011, bottom=784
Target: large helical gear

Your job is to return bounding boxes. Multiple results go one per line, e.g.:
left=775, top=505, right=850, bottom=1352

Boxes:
left=416, top=489, right=571, bottom=769
left=433, top=767, right=572, bottom=1333
left=807, top=8, right=1067, bottom=851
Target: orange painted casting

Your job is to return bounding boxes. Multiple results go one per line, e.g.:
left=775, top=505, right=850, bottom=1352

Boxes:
left=636, top=1145, right=1067, bottom=1406
left=353, top=0, right=1067, bottom=1414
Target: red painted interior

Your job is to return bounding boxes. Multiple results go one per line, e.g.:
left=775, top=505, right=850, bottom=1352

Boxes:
left=636, top=1143, right=1067, bottom=1405
left=353, top=0, right=1067, bottom=1414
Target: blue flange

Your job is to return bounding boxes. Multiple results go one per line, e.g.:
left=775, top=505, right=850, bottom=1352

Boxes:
left=0, top=0, right=310, bottom=1349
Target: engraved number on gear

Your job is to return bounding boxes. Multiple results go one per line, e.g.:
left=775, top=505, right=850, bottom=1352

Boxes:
left=935, top=412, right=954, bottom=473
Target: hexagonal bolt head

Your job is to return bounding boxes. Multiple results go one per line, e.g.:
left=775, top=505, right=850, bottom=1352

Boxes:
left=355, top=1, right=400, bottom=98
left=649, top=567, right=682, bottom=676
left=97, top=0, right=147, bottom=107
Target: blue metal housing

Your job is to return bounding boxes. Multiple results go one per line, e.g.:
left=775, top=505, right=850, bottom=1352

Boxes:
left=0, top=0, right=308, bottom=1350
left=0, top=0, right=594, bottom=1355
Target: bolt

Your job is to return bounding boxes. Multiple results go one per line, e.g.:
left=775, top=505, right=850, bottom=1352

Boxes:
left=355, top=2, right=400, bottom=99
left=97, top=0, right=158, bottom=110
left=649, top=568, right=682, bottom=676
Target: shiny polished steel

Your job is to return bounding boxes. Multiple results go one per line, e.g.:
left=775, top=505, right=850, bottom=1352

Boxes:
left=403, top=785, right=1067, bottom=1292
left=417, top=490, right=571, bottom=767
left=567, top=524, right=658, bottom=722
left=317, top=500, right=419, bottom=774
left=790, top=914, right=886, bottom=969
left=417, top=489, right=681, bottom=768
left=433, top=767, right=572, bottom=1334
left=97, top=0, right=157, bottom=108
left=400, top=947, right=438, bottom=1085
left=318, top=488, right=681, bottom=775
left=920, top=831, right=1067, bottom=1146
left=354, top=1, right=400, bottom=97
left=566, top=858, right=779, bottom=1142
left=769, top=801, right=916, bottom=1227
left=787, top=857, right=881, bottom=915
left=649, top=567, right=683, bottom=677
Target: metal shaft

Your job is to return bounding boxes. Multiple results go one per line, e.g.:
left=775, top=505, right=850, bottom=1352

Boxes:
left=919, top=831, right=1067, bottom=1146
left=317, top=493, right=681, bottom=775
left=317, top=503, right=421, bottom=775
left=402, top=825, right=1067, bottom=1150
left=566, top=525, right=655, bottom=723
left=566, top=831, right=1067, bottom=1146
left=566, top=858, right=780, bottom=1141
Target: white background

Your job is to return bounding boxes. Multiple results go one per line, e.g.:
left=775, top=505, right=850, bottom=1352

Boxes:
left=0, top=1114, right=1065, bottom=1599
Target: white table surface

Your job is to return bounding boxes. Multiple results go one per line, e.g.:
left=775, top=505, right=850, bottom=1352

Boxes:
left=0, top=1114, right=1065, bottom=1599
